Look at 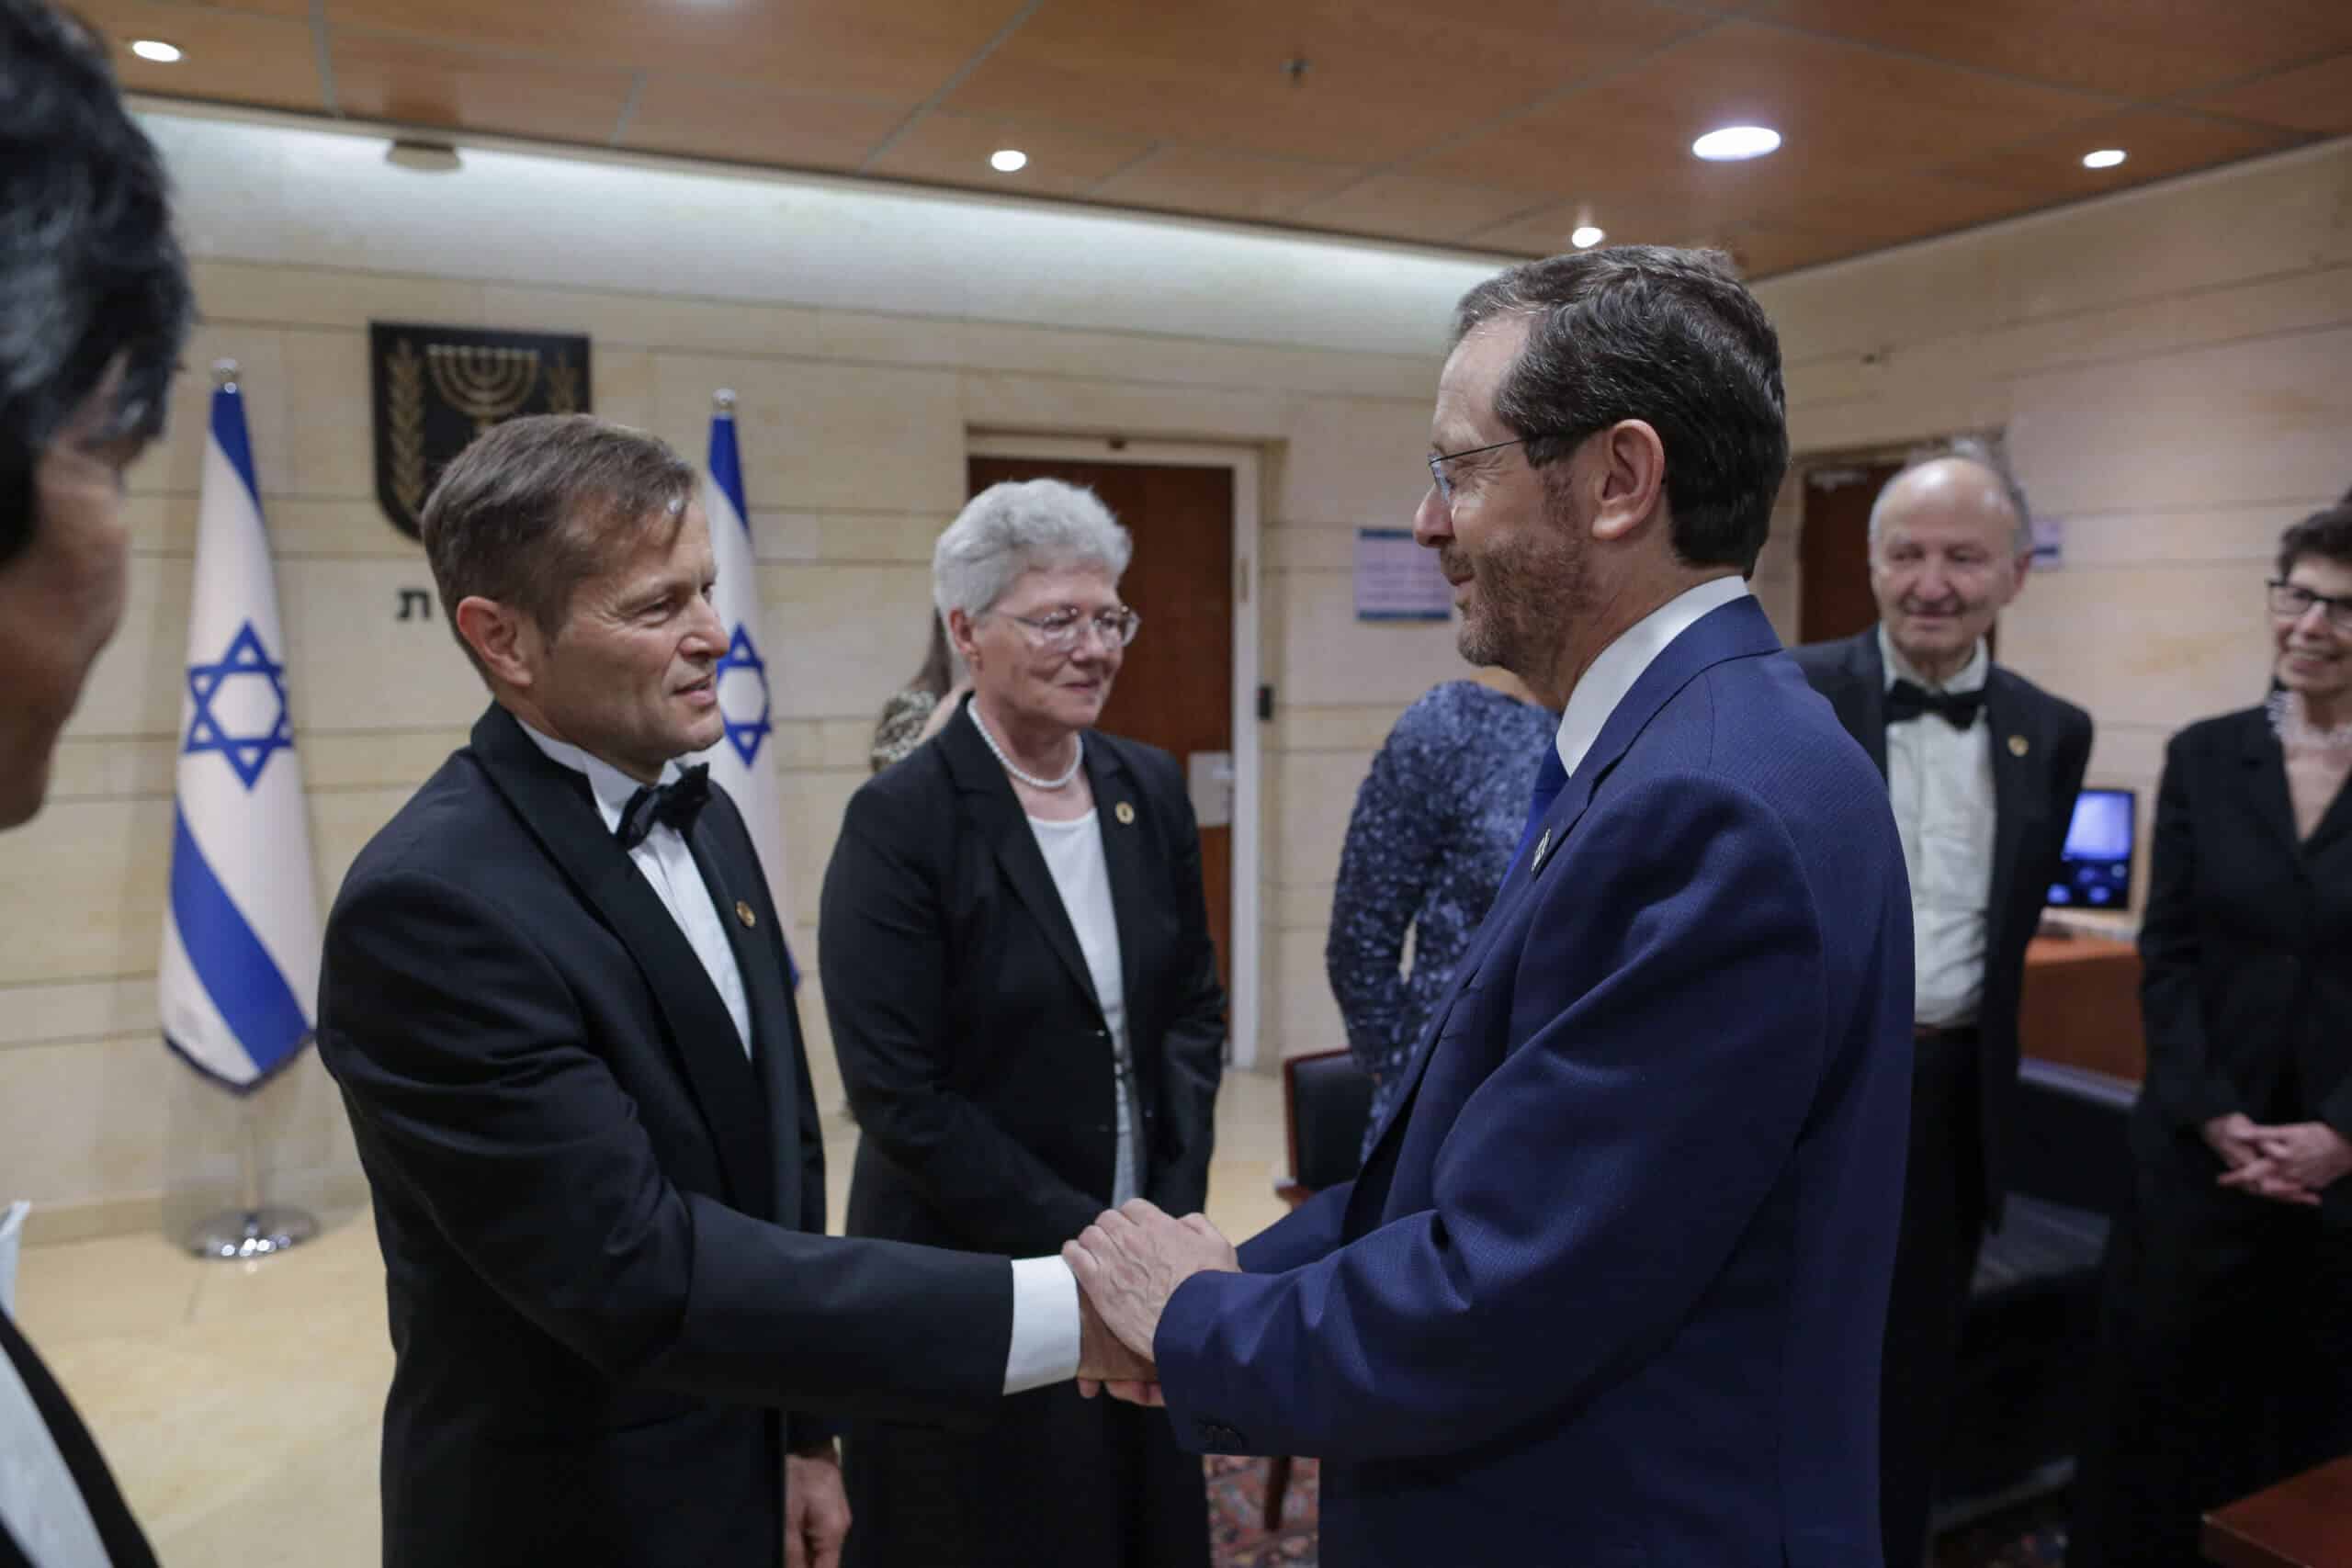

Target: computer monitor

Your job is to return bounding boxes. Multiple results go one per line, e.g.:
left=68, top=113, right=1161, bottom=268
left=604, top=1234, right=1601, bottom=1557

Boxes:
left=2047, top=787, right=2135, bottom=910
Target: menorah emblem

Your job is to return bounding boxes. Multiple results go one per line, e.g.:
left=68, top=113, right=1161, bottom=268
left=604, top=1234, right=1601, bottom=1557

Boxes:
left=426, top=343, right=542, bottom=434
left=371, top=321, right=594, bottom=541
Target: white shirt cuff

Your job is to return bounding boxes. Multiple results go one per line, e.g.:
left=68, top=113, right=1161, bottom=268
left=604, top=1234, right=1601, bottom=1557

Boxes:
left=1002, top=1255, right=1083, bottom=1394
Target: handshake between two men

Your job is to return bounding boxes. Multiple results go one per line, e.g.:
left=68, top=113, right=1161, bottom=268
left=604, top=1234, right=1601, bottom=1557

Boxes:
left=1067, top=1199, right=1241, bottom=1405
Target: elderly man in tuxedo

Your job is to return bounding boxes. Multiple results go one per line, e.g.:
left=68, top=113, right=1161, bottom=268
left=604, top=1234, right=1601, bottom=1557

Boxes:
left=1791, top=446, right=2091, bottom=1567
left=0, top=4, right=193, bottom=1564
left=1067, top=246, right=1916, bottom=1566
left=316, top=414, right=1147, bottom=1568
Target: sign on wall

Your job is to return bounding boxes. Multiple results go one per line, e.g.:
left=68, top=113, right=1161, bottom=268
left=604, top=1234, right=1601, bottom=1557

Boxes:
left=1353, top=526, right=1452, bottom=621
left=369, top=322, right=593, bottom=540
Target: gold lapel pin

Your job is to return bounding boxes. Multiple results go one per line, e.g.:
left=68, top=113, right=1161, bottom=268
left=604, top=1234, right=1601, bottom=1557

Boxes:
left=2007, top=734, right=2030, bottom=758
left=735, top=899, right=756, bottom=929
left=1114, top=801, right=1136, bottom=825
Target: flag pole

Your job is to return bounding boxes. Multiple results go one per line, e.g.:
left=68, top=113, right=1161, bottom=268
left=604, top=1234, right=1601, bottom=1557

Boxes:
left=171, top=359, right=323, bottom=1261
left=184, top=1098, right=318, bottom=1260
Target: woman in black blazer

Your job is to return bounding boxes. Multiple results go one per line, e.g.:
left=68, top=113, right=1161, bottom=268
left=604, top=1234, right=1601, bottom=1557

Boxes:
left=820, top=479, right=1222, bottom=1568
left=2071, top=504, right=2352, bottom=1567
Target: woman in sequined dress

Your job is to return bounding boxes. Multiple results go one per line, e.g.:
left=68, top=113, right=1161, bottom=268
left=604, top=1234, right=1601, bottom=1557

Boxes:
left=1326, top=674, right=1555, bottom=1158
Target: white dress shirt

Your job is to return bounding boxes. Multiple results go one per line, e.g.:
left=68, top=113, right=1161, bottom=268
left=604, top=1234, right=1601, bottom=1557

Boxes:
left=0, top=1319, right=110, bottom=1568
left=1877, top=627, right=1996, bottom=1028
left=1555, top=574, right=1753, bottom=778
left=517, top=723, right=1082, bottom=1393
left=520, top=724, right=752, bottom=1055
left=1026, top=811, right=1141, bottom=1208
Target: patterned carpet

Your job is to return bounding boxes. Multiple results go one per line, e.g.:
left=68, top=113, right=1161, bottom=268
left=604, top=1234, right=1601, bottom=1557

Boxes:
left=1206, top=1456, right=1320, bottom=1566
left=1207, top=1457, right=2071, bottom=1568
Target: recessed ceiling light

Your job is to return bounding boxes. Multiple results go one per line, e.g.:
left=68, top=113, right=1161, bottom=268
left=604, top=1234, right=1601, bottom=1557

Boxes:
left=989, top=148, right=1028, bottom=174
left=1570, top=225, right=1605, bottom=249
left=1692, top=125, right=1781, bottom=162
left=129, top=39, right=182, bottom=62
left=2082, top=148, right=2127, bottom=170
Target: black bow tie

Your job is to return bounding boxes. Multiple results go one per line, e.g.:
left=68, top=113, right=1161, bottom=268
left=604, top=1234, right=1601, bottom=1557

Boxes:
left=615, top=764, right=710, bottom=850
left=1886, top=680, right=1983, bottom=730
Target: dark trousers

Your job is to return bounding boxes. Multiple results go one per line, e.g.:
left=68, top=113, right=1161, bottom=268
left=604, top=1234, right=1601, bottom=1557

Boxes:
left=842, top=1380, right=1208, bottom=1568
left=2067, top=1126, right=2352, bottom=1568
left=1880, top=1028, right=1985, bottom=1568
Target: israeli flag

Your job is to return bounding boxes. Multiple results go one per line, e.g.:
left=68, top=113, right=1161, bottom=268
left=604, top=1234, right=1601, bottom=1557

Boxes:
left=694, top=390, right=796, bottom=978
left=156, top=364, right=322, bottom=1089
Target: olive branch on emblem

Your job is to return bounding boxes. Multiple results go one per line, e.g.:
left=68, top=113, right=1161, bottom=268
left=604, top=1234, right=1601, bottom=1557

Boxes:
left=544, top=354, right=581, bottom=414
left=388, top=338, right=428, bottom=525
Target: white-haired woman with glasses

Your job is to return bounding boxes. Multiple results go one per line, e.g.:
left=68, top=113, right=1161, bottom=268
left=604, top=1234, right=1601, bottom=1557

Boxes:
left=820, top=478, right=1222, bottom=1568
left=2070, top=502, right=2352, bottom=1567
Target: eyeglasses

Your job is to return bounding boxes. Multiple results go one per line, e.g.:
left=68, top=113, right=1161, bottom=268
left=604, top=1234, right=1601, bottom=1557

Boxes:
left=2267, top=580, right=2352, bottom=632
left=1427, top=437, right=1528, bottom=508
left=1001, top=606, right=1142, bottom=652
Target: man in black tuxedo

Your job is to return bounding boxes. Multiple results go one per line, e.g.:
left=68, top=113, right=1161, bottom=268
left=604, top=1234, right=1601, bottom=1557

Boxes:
left=318, top=415, right=1147, bottom=1568
left=0, top=4, right=193, bottom=1564
left=1792, top=443, right=2092, bottom=1566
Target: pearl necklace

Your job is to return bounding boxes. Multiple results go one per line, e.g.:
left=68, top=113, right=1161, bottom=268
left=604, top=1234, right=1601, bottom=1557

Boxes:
left=968, top=702, right=1084, bottom=790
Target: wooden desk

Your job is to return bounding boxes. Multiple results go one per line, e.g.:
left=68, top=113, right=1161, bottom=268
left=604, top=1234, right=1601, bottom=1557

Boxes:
left=2204, top=1454, right=2352, bottom=1567
left=2018, top=933, right=2143, bottom=1083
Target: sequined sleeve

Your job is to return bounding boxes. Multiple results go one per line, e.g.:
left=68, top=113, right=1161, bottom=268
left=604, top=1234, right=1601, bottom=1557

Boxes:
left=1325, top=690, right=1458, bottom=1091
left=869, top=687, right=940, bottom=773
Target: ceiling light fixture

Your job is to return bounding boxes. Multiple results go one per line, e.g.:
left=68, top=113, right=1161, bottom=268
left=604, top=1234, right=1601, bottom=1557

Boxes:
left=2082, top=148, right=2127, bottom=170
left=129, top=38, right=182, bottom=62
left=1692, top=125, right=1781, bottom=162
left=989, top=148, right=1028, bottom=174
left=384, top=139, right=462, bottom=174
left=1571, top=225, right=1605, bottom=249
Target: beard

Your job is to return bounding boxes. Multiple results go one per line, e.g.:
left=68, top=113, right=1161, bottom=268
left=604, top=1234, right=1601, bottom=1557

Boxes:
left=1452, top=490, right=1589, bottom=676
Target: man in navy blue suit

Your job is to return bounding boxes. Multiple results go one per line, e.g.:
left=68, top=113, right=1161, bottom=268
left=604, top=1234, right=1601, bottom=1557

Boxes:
left=1068, top=246, right=1915, bottom=1565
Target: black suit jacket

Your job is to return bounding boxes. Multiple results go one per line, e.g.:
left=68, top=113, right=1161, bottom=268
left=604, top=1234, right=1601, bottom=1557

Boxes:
left=0, top=1311, right=155, bottom=1568
left=318, top=705, right=1015, bottom=1568
left=1792, top=629, right=2093, bottom=1223
left=820, top=700, right=1225, bottom=1259
left=2134, top=707, right=2352, bottom=1209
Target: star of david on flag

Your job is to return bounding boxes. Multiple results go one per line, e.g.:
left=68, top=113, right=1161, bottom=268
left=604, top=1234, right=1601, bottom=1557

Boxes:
left=714, top=624, right=773, bottom=768
left=183, top=622, right=295, bottom=789
left=156, top=367, right=323, bottom=1090
left=693, top=391, right=797, bottom=984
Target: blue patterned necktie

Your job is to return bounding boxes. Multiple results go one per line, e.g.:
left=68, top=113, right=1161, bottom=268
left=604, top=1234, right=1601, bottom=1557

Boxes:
left=1510, top=745, right=1569, bottom=873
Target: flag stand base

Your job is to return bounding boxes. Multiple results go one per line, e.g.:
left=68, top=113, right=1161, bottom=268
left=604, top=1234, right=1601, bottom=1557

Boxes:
left=185, top=1205, right=317, bottom=1261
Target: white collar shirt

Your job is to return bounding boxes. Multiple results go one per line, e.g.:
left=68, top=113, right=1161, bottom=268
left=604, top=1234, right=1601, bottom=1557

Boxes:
left=1554, top=574, right=1753, bottom=779
left=1878, top=626, right=1996, bottom=1028
left=518, top=722, right=752, bottom=1057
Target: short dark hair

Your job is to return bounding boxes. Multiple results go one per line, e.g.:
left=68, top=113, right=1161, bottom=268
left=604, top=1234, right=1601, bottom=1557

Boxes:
left=2278, top=503, right=2352, bottom=580
left=0, top=0, right=193, bottom=563
left=420, top=415, right=698, bottom=673
left=1452, top=246, right=1789, bottom=572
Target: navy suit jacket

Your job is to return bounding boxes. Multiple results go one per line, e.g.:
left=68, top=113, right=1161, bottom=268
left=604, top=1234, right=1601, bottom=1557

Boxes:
left=1155, top=597, right=1915, bottom=1566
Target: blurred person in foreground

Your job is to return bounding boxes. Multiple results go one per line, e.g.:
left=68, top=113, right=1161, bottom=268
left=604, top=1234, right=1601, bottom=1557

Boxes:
left=1791, top=443, right=2090, bottom=1566
left=822, top=479, right=1223, bottom=1568
left=2069, top=503, right=2352, bottom=1567
left=0, top=3, right=192, bottom=1564
left=316, top=418, right=1148, bottom=1568
left=1067, top=247, right=1915, bottom=1566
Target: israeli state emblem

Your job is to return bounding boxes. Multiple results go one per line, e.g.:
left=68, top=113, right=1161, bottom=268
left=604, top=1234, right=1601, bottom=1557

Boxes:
left=370, top=322, right=593, bottom=540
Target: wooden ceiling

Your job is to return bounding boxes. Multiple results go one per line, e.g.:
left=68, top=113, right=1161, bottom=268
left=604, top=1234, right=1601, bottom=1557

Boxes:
left=84, top=0, right=2352, bottom=275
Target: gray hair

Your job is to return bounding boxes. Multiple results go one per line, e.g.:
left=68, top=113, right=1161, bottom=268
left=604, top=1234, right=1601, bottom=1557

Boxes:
left=1868, top=435, right=2033, bottom=554
left=933, top=478, right=1133, bottom=623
